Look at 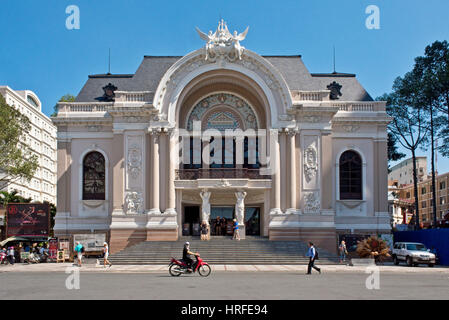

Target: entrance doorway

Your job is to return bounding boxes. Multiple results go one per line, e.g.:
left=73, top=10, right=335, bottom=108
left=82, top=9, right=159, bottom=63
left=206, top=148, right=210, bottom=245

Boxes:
left=245, top=207, right=260, bottom=236
left=183, top=206, right=200, bottom=236
left=207, top=206, right=261, bottom=236
left=210, top=206, right=234, bottom=236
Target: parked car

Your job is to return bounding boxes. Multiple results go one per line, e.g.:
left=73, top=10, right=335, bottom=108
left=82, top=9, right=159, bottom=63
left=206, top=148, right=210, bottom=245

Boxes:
left=392, top=242, right=436, bottom=267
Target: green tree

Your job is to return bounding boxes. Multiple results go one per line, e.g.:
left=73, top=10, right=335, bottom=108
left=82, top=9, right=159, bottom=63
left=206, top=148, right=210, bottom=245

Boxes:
left=412, top=50, right=444, bottom=227
left=0, top=94, right=39, bottom=190
left=386, top=132, right=406, bottom=173
left=0, top=190, right=32, bottom=206
left=382, top=72, right=429, bottom=230
left=50, top=94, right=76, bottom=117
left=420, top=41, right=449, bottom=158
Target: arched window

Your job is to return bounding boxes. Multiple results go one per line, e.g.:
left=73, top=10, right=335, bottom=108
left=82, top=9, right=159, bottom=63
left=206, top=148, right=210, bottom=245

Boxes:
left=82, top=151, right=105, bottom=200
left=339, top=150, right=362, bottom=200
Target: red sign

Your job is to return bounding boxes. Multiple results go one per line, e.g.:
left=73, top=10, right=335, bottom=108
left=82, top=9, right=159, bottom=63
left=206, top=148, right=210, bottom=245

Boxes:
left=6, top=203, right=50, bottom=237
left=48, top=238, right=58, bottom=259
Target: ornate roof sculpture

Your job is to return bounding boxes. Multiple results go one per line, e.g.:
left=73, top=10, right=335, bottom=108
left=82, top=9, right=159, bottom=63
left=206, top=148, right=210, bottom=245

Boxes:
left=98, top=82, right=117, bottom=102
left=327, top=81, right=343, bottom=100
left=196, top=19, right=249, bottom=62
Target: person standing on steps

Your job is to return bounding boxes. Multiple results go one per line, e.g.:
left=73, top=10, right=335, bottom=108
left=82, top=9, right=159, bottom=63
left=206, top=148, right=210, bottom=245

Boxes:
left=214, top=216, right=221, bottom=235
left=200, top=221, right=209, bottom=241
left=232, top=219, right=240, bottom=240
left=306, top=242, right=321, bottom=274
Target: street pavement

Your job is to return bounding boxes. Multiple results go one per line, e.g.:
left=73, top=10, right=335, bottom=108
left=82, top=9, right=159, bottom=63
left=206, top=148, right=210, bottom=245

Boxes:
left=1, top=263, right=449, bottom=299
left=0, top=261, right=448, bottom=274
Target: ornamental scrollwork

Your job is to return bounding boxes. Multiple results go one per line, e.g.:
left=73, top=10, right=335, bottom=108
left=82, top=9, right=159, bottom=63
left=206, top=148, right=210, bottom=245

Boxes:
left=304, top=142, right=318, bottom=182
left=127, top=144, right=142, bottom=179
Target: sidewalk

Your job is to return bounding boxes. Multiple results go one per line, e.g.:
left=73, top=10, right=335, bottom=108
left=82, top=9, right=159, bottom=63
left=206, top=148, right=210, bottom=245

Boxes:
left=0, top=262, right=448, bottom=274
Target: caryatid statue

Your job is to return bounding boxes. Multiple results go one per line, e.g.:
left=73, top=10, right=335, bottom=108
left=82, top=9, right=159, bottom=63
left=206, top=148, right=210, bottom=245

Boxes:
left=235, top=191, right=247, bottom=225
left=200, top=190, right=211, bottom=224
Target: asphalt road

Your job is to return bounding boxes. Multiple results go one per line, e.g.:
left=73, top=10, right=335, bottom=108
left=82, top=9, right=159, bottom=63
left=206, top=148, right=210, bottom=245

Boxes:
left=1, top=271, right=448, bottom=300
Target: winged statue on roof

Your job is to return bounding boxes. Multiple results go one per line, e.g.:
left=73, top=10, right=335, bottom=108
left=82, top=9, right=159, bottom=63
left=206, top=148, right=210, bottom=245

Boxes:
left=196, top=20, right=249, bottom=62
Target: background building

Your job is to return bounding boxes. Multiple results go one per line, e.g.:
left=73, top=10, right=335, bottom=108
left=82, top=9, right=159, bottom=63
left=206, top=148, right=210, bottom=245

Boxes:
left=388, top=156, right=428, bottom=186
left=392, top=172, right=449, bottom=228
left=0, top=86, right=57, bottom=204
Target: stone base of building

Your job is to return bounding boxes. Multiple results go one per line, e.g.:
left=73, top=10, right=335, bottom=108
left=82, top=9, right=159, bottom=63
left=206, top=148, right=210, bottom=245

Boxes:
left=269, top=227, right=338, bottom=254
left=109, top=229, right=147, bottom=254
left=146, top=228, right=179, bottom=241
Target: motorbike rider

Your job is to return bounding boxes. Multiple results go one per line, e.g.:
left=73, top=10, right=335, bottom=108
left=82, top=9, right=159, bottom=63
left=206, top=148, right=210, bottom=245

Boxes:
left=183, top=242, right=199, bottom=272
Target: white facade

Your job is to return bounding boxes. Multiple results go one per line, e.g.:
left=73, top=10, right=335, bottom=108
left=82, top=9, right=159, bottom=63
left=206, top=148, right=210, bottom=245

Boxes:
left=0, top=86, right=57, bottom=204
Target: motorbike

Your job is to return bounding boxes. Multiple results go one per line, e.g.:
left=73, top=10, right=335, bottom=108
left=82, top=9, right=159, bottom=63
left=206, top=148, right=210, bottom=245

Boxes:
left=168, top=254, right=211, bottom=277
left=0, top=252, right=7, bottom=265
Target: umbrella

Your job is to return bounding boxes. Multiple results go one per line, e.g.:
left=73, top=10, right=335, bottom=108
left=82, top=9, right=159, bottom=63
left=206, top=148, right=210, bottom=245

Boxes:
left=0, top=237, right=29, bottom=247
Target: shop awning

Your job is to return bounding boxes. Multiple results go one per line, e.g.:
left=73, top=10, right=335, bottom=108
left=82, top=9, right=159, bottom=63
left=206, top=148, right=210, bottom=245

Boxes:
left=0, top=236, right=29, bottom=247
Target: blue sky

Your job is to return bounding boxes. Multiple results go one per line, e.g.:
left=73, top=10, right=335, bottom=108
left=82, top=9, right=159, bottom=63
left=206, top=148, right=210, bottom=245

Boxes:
left=1, top=0, right=449, bottom=173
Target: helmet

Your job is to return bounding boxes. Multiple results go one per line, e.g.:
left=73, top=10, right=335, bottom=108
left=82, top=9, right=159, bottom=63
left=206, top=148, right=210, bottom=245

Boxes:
left=184, top=241, right=190, bottom=246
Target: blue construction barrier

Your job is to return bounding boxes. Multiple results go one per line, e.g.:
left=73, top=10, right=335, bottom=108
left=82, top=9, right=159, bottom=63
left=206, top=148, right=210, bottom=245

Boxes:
left=394, top=229, right=449, bottom=265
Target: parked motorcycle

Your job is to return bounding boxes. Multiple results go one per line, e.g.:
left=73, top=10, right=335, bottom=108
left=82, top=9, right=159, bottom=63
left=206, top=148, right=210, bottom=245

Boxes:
left=0, top=251, right=7, bottom=265
left=168, top=254, right=211, bottom=277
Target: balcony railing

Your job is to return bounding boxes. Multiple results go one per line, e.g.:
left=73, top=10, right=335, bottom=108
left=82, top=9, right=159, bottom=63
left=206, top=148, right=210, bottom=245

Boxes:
left=114, top=91, right=153, bottom=102
left=175, top=168, right=271, bottom=180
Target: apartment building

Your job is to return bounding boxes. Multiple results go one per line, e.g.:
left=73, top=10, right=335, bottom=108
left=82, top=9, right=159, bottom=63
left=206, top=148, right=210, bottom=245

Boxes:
left=0, top=86, right=57, bottom=204
left=396, top=172, right=449, bottom=227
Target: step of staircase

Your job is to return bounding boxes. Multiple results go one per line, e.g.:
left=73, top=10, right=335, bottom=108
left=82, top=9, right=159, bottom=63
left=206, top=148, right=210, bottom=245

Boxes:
left=108, top=237, right=340, bottom=265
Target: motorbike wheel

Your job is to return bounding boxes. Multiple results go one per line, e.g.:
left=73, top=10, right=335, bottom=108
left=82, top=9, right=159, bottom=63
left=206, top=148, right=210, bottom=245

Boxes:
left=198, top=264, right=211, bottom=277
left=169, top=264, right=183, bottom=277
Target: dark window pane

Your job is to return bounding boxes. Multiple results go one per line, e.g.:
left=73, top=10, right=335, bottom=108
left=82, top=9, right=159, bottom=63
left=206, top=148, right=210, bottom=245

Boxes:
left=83, top=151, right=106, bottom=200
left=339, top=151, right=362, bottom=200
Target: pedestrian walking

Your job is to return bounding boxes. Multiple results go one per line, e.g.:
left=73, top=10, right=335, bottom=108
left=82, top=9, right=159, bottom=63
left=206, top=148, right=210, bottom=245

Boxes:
left=103, top=242, right=112, bottom=267
left=306, top=242, right=321, bottom=274
left=7, top=246, right=15, bottom=265
left=232, top=219, right=240, bottom=240
left=74, top=241, right=83, bottom=267
left=339, top=240, right=348, bottom=263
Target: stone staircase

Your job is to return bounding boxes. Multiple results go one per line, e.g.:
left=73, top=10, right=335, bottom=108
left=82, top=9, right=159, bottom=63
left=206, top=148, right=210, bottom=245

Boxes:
left=108, top=236, right=340, bottom=265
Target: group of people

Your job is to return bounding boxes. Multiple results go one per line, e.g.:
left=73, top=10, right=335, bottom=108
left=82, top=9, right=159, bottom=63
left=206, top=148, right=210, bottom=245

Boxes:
left=0, top=243, right=49, bottom=265
left=0, top=246, right=16, bottom=265
left=73, top=241, right=112, bottom=268
left=211, top=216, right=232, bottom=236
left=201, top=217, right=240, bottom=241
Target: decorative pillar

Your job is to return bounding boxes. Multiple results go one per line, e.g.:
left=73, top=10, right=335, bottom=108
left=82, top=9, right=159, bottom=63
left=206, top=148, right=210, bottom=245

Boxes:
left=286, top=129, right=297, bottom=214
left=235, top=191, right=247, bottom=239
left=269, top=129, right=282, bottom=215
left=164, top=129, right=177, bottom=214
left=149, top=130, right=161, bottom=214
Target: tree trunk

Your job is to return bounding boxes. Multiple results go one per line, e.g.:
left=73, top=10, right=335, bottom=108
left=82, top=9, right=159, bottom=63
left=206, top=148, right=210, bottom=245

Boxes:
left=411, top=148, right=420, bottom=230
left=430, top=107, right=438, bottom=227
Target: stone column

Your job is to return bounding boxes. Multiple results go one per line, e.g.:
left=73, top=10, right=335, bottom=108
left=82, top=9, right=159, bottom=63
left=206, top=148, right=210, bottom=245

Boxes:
left=269, top=129, right=282, bottom=215
left=164, top=129, right=177, bottom=214
left=111, top=132, right=124, bottom=215
left=286, top=129, right=297, bottom=213
left=149, top=130, right=161, bottom=214
left=235, top=191, right=247, bottom=239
